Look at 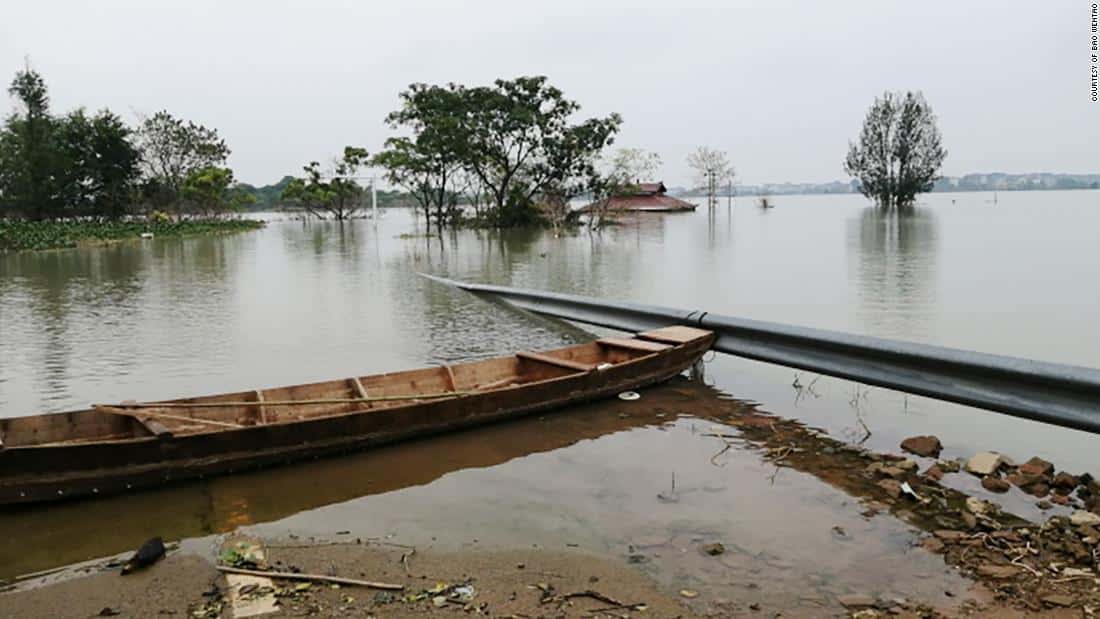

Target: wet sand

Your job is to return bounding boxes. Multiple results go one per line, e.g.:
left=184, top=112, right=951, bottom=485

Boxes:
left=2, top=543, right=703, bottom=618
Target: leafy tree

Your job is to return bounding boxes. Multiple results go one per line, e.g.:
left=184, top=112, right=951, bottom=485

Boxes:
left=282, top=147, right=370, bottom=220
left=135, top=110, right=229, bottom=211
left=844, top=91, right=946, bottom=208
left=461, top=76, right=621, bottom=226
left=375, top=83, right=470, bottom=233
left=374, top=138, right=456, bottom=232
left=180, top=166, right=254, bottom=217
left=56, top=109, right=141, bottom=218
left=686, top=147, right=734, bottom=209
left=0, top=67, right=65, bottom=220
left=380, top=76, right=621, bottom=229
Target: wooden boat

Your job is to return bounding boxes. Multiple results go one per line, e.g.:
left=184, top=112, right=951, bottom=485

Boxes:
left=0, top=326, right=714, bottom=505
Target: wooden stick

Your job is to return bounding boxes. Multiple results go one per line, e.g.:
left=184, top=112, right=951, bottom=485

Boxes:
left=216, top=565, right=403, bottom=591
left=96, top=406, right=243, bottom=429
left=475, top=376, right=518, bottom=390
left=441, top=365, right=458, bottom=392
left=349, top=377, right=369, bottom=400
left=95, top=391, right=476, bottom=410
left=254, top=389, right=268, bottom=424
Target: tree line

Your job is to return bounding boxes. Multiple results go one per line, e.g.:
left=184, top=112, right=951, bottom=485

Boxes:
left=287, top=76, right=625, bottom=229
left=2, top=62, right=951, bottom=228
left=0, top=66, right=251, bottom=221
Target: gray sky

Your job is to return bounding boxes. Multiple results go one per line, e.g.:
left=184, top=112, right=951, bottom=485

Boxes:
left=2, top=1, right=1095, bottom=186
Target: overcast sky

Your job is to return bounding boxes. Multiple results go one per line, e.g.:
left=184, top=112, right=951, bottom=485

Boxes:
left=1, top=1, right=1095, bottom=186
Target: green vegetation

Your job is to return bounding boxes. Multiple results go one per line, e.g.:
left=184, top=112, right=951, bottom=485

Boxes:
left=0, top=66, right=248, bottom=220
left=0, top=218, right=263, bottom=252
left=134, top=110, right=233, bottom=215
left=371, top=76, right=622, bottom=232
left=282, top=147, right=370, bottom=220
left=0, top=64, right=265, bottom=252
left=237, top=176, right=295, bottom=209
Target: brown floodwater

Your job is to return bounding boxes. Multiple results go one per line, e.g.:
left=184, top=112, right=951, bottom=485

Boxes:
left=2, top=192, right=1099, bottom=610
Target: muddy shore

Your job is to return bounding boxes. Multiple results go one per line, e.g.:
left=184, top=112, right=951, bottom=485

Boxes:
left=2, top=542, right=705, bottom=619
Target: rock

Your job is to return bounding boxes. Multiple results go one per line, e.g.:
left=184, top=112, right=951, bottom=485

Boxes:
left=700, top=542, right=725, bottom=556
left=966, top=497, right=992, bottom=515
left=1006, top=472, right=1045, bottom=488
left=981, top=476, right=1010, bottom=493
left=901, top=436, right=942, bottom=458
left=837, top=594, right=877, bottom=608
left=991, top=530, right=1021, bottom=543
left=1037, top=500, right=1053, bottom=510
left=966, top=452, right=1005, bottom=476
left=679, top=589, right=699, bottom=599
left=1070, top=510, right=1100, bottom=526
left=877, top=479, right=903, bottom=499
left=922, top=465, right=944, bottom=482
left=961, top=511, right=978, bottom=529
left=1040, top=594, right=1074, bottom=607
left=432, top=596, right=447, bottom=608
left=1024, top=483, right=1050, bottom=498
left=920, top=537, right=946, bottom=553
left=937, top=459, right=961, bottom=473
left=933, top=530, right=967, bottom=542
left=1050, top=494, right=1070, bottom=506
left=1018, top=457, right=1054, bottom=477
left=896, top=459, right=919, bottom=473
left=1052, top=472, right=1079, bottom=489
left=976, top=564, right=1019, bottom=579
left=882, top=467, right=908, bottom=480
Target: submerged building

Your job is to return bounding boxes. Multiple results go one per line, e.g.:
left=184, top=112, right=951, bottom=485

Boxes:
left=578, top=182, right=696, bottom=213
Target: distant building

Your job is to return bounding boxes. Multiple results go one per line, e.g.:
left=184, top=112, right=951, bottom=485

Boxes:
left=578, top=182, right=696, bottom=213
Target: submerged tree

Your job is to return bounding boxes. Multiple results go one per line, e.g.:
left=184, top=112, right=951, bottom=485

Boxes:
left=180, top=166, right=254, bottom=217
left=135, top=110, right=230, bottom=211
left=282, top=147, right=370, bottom=220
left=379, top=76, right=621, bottom=229
left=462, top=76, right=621, bottom=227
left=687, top=147, right=734, bottom=209
left=844, top=91, right=946, bottom=209
left=374, top=83, right=468, bottom=233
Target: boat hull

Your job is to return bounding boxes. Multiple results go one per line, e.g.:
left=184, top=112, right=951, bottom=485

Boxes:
left=0, top=331, right=712, bottom=505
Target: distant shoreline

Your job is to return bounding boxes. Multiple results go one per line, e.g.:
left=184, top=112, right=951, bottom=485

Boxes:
left=677, top=185, right=1100, bottom=198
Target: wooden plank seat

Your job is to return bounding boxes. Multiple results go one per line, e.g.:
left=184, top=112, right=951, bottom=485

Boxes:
left=597, top=337, right=671, bottom=353
left=134, top=417, right=174, bottom=439
left=515, top=351, right=596, bottom=372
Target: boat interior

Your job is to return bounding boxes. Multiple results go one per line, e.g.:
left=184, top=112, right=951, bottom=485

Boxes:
left=0, top=327, right=709, bottom=449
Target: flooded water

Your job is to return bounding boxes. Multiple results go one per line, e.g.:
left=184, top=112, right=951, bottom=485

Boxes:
left=2, top=190, right=1099, bottom=610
